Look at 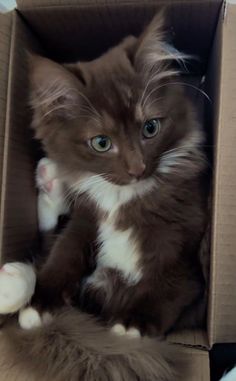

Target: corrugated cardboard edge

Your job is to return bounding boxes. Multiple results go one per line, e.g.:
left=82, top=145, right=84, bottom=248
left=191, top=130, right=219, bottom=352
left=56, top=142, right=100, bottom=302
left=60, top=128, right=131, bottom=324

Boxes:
left=209, top=1, right=236, bottom=344
left=16, top=0, right=223, bottom=9
left=0, top=12, right=12, bottom=264
left=180, top=347, right=210, bottom=381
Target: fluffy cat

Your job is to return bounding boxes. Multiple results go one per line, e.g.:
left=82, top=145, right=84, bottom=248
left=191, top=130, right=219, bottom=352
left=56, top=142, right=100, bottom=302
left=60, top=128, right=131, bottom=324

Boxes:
left=0, top=14, right=209, bottom=381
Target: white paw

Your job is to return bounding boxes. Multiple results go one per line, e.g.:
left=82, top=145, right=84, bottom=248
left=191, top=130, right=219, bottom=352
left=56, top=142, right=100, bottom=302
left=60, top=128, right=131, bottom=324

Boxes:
left=111, top=324, right=141, bottom=339
left=36, top=157, right=58, bottom=192
left=18, top=307, right=42, bottom=330
left=0, top=263, right=36, bottom=314
left=111, top=323, right=126, bottom=336
left=126, top=327, right=141, bottom=338
left=36, top=157, right=69, bottom=231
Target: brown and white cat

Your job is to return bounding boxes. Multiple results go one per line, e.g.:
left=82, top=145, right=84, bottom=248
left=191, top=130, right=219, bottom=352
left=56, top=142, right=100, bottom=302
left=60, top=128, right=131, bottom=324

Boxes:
left=0, top=15, right=209, bottom=381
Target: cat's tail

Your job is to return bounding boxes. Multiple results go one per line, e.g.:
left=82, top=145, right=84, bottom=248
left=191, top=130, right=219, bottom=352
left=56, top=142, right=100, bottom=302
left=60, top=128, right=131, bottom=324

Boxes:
left=1, top=308, right=184, bottom=381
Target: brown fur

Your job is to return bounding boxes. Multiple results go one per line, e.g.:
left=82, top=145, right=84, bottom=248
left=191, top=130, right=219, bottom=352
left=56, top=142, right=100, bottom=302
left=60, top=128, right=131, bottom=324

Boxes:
left=1, top=309, right=183, bottom=381
left=3, top=14, right=209, bottom=380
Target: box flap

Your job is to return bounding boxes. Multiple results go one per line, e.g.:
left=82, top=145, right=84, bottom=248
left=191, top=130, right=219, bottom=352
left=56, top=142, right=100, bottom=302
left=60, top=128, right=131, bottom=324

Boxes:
left=16, top=0, right=222, bottom=72
left=0, top=12, right=12, bottom=257
left=209, top=1, right=236, bottom=345
left=168, top=329, right=209, bottom=349
left=0, top=11, right=43, bottom=264
left=180, top=347, right=210, bottom=381
left=16, top=0, right=223, bottom=8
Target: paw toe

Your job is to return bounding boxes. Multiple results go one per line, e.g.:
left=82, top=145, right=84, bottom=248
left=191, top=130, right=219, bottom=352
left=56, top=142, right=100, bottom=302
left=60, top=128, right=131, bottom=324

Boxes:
left=111, top=323, right=126, bottom=336
left=18, top=307, right=42, bottom=330
left=126, top=327, right=141, bottom=338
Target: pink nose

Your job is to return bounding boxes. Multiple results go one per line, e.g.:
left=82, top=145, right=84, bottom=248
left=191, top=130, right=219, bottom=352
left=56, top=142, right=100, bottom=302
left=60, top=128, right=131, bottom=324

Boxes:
left=128, top=163, right=146, bottom=179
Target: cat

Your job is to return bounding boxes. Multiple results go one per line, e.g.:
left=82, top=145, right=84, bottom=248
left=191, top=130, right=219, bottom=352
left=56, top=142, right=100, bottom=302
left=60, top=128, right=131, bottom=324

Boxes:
left=0, top=14, right=209, bottom=381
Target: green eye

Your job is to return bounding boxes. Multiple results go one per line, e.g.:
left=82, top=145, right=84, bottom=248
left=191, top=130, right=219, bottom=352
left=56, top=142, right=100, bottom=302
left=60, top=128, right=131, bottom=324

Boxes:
left=143, top=118, right=161, bottom=139
left=90, top=135, right=112, bottom=152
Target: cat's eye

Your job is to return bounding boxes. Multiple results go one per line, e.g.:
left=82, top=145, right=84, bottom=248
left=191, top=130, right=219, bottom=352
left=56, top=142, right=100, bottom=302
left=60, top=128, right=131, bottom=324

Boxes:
left=90, top=135, right=112, bottom=152
left=142, top=118, right=161, bottom=139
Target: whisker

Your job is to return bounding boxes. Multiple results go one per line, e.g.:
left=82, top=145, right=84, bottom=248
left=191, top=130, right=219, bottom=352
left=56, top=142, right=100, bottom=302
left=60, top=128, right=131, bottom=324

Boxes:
left=160, top=144, right=214, bottom=159
left=143, top=81, right=211, bottom=109
left=144, top=96, right=164, bottom=110
left=140, top=70, right=178, bottom=107
left=76, top=90, right=101, bottom=119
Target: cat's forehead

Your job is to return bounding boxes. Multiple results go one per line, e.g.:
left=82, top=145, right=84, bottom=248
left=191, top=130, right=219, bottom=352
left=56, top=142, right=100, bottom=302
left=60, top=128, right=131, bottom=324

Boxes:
left=80, top=45, right=164, bottom=123
left=87, top=73, right=139, bottom=120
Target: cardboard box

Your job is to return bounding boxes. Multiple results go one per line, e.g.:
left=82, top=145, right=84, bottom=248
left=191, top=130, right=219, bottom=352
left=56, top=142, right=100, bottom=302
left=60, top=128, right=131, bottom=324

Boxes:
left=0, top=0, right=236, bottom=379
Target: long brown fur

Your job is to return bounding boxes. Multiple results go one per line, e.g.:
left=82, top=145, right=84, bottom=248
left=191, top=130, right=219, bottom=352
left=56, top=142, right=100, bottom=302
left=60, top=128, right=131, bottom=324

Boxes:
left=2, top=309, right=182, bottom=381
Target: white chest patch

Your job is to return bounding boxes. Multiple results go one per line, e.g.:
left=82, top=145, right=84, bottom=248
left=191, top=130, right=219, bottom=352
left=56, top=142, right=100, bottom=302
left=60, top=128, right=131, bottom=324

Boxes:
left=97, top=219, right=142, bottom=284
left=71, top=174, right=157, bottom=284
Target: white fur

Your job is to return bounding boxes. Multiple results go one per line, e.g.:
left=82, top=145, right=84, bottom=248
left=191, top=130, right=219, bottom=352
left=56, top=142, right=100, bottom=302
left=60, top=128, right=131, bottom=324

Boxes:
left=71, top=174, right=156, bottom=213
left=71, top=174, right=156, bottom=284
left=84, top=269, right=113, bottom=303
left=36, top=157, right=58, bottom=189
left=36, top=158, right=69, bottom=231
left=126, top=327, right=141, bottom=338
left=111, top=323, right=141, bottom=339
left=18, top=307, right=42, bottom=330
left=111, top=323, right=126, bottom=336
left=0, top=263, right=36, bottom=314
left=97, top=220, right=142, bottom=284
left=220, top=367, right=236, bottom=381
left=158, top=130, right=203, bottom=174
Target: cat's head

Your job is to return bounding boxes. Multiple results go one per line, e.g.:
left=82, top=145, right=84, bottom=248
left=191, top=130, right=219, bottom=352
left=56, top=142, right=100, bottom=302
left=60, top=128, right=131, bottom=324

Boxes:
left=30, top=14, right=205, bottom=193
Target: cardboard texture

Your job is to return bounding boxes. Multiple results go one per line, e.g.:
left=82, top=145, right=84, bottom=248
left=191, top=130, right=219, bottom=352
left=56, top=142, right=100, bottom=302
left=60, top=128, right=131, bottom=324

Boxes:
left=0, top=12, right=12, bottom=229
left=0, top=0, right=236, bottom=379
left=16, top=0, right=222, bottom=68
left=0, top=12, right=42, bottom=265
left=208, top=2, right=236, bottom=345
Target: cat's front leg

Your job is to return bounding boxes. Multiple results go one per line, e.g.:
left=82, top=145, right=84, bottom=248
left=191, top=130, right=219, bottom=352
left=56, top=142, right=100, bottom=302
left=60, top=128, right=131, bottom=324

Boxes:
left=19, top=207, right=96, bottom=329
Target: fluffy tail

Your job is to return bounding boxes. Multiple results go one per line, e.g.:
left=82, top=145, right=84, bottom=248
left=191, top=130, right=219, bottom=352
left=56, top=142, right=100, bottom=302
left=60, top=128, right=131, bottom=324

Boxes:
left=1, top=308, right=183, bottom=381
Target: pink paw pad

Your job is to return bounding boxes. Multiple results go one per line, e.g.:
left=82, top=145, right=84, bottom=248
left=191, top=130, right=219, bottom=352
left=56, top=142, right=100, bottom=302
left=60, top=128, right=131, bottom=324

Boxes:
left=44, top=179, right=54, bottom=193
left=36, top=158, right=58, bottom=194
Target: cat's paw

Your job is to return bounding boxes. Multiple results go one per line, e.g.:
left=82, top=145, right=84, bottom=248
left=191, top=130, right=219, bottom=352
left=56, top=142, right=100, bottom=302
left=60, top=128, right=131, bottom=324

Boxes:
left=36, top=157, right=58, bottom=195
left=18, top=307, right=52, bottom=330
left=18, top=307, right=42, bottom=329
left=126, top=327, right=141, bottom=338
left=36, top=157, right=68, bottom=231
left=0, top=263, right=36, bottom=314
left=111, top=323, right=141, bottom=338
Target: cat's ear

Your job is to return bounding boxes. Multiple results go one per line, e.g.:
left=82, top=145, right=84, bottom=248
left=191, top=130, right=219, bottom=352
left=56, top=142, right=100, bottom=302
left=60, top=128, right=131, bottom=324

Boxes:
left=135, top=12, right=186, bottom=80
left=121, top=36, right=139, bottom=65
left=29, top=54, right=80, bottom=123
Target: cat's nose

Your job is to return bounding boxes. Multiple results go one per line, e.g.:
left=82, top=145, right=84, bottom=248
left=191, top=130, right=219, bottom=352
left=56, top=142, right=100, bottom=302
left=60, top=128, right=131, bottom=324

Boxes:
left=128, top=162, right=146, bottom=179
